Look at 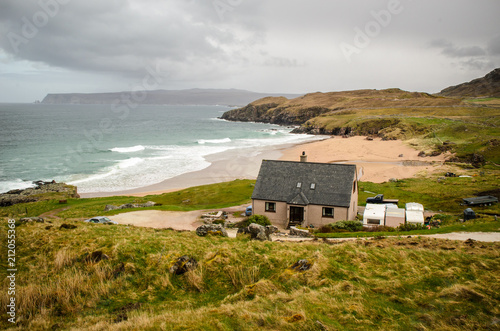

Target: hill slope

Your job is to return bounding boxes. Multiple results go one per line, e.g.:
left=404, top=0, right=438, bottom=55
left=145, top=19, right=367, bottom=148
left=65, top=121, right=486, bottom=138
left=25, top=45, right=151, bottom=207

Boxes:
left=438, top=68, right=500, bottom=97
left=221, top=88, right=462, bottom=125
left=1, top=218, right=498, bottom=330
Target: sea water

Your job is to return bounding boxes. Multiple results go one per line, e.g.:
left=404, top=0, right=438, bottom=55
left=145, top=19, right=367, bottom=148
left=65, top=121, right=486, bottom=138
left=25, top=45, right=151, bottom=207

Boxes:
left=0, top=103, right=319, bottom=193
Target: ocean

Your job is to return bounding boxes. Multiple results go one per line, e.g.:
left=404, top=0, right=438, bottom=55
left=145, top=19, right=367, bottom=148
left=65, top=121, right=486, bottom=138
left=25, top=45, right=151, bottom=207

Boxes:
left=0, top=103, right=320, bottom=193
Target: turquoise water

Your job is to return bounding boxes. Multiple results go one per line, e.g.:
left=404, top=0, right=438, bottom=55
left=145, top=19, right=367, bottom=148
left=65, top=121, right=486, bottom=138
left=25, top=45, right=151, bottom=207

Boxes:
left=0, top=104, right=317, bottom=193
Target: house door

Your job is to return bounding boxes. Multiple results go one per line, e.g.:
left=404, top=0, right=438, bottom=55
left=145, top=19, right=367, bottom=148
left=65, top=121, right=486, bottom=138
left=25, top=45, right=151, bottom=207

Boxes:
left=289, top=206, right=304, bottom=224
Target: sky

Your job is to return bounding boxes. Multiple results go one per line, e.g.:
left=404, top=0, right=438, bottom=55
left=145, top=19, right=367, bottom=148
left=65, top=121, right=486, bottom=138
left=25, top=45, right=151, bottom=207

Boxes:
left=0, top=0, right=499, bottom=102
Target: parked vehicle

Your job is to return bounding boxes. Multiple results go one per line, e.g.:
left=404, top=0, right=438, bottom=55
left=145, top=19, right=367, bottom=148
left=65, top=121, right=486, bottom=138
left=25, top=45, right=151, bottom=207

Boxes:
left=245, top=206, right=253, bottom=216
left=84, top=216, right=117, bottom=224
left=366, top=194, right=399, bottom=205
left=461, top=196, right=498, bottom=206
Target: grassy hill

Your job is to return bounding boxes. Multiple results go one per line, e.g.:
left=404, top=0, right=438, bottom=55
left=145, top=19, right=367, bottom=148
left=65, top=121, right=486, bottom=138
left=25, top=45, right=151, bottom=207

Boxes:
left=221, top=88, right=500, bottom=166
left=1, top=218, right=499, bottom=330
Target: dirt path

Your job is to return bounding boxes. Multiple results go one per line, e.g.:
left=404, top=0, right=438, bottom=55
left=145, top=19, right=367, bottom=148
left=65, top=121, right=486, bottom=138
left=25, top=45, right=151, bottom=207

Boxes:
left=107, top=208, right=500, bottom=243
left=111, top=210, right=204, bottom=230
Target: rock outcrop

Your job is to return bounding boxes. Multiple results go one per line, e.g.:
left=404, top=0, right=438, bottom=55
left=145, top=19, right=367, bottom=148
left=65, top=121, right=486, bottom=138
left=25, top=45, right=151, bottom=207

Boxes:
left=237, top=223, right=278, bottom=241
left=289, top=226, right=312, bottom=238
left=0, top=181, right=79, bottom=207
left=169, top=256, right=198, bottom=275
left=195, top=224, right=228, bottom=237
left=104, top=201, right=156, bottom=211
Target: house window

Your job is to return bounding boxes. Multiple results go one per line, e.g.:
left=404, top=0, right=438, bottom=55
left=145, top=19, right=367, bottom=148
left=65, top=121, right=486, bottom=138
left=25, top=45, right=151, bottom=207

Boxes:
left=322, top=207, right=334, bottom=218
left=265, top=202, right=276, bottom=213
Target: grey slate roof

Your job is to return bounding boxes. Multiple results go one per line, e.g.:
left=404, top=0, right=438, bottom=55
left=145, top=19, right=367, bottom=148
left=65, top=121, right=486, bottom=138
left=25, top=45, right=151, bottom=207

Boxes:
left=252, top=160, right=356, bottom=208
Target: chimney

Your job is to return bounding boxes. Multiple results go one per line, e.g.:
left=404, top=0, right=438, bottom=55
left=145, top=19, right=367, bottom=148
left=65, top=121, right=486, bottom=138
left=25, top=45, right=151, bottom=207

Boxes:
left=300, top=151, right=307, bottom=162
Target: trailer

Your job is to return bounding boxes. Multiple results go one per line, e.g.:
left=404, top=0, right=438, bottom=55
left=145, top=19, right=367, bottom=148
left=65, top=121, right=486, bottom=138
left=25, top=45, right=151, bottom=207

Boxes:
left=365, top=194, right=399, bottom=205
left=363, top=204, right=386, bottom=226
left=461, top=196, right=498, bottom=206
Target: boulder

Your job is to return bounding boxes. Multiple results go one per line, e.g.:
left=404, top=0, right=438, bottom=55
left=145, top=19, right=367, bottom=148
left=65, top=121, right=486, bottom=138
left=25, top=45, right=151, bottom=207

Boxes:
left=290, top=259, right=313, bottom=272
left=59, top=223, right=77, bottom=230
left=237, top=223, right=278, bottom=241
left=104, top=205, right=119, bottom=211
left=289, top=226, right=312, bottom=238
left=169, top=256, right=198, bottom=275
left=196, top=224, right=228, bottom=237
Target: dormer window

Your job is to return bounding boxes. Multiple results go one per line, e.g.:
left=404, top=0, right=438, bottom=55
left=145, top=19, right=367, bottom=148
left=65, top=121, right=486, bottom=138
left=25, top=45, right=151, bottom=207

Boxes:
left=297, top=182, right=302, bottom=188
left=310, top=183, right=316, bottom=190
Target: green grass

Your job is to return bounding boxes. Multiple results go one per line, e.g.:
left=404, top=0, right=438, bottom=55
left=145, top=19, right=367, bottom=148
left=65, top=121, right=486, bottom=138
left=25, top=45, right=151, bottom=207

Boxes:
left=0, top=180, right=255, bottom=219
left=358, top=171, right=500, bottom=215
left=1, top=219, right=499, bottom=330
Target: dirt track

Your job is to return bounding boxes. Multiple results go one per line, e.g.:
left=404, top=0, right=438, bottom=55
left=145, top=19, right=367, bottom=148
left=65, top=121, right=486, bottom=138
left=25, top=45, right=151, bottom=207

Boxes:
left=110, top=210, right=500, bottom=242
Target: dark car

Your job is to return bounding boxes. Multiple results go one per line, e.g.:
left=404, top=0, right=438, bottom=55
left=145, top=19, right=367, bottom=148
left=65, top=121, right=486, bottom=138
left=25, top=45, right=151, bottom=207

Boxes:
left=84, top=216, right=117, bottom=224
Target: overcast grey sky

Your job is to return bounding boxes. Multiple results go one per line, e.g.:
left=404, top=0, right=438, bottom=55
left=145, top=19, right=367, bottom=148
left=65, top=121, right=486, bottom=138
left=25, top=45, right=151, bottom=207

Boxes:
left=0, top=0, right=498, bottom=102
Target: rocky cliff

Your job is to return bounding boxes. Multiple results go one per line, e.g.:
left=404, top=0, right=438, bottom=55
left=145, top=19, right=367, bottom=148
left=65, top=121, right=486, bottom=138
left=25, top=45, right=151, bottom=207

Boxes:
left=438, top=68, right=500, bottom=97
left=0, top=181, right=79, bottom=207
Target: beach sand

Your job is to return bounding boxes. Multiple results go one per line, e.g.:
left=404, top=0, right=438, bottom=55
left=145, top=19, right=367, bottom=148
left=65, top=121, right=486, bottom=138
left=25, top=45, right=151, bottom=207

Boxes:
left=81, top=135, right=449, bottom=198
left=280, top=136, right=448, bottom=183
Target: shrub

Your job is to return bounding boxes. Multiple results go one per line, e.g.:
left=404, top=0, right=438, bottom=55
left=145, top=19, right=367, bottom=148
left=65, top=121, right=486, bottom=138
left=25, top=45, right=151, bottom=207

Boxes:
left=362, top=225, right=396, bottom=232
left=234, top=214, right=271, bottom=228
left=317, top=225, right=333, bottom=233
left=330, top=220, right=363, bottom=232
left=397, top=223, right=428, bottom=231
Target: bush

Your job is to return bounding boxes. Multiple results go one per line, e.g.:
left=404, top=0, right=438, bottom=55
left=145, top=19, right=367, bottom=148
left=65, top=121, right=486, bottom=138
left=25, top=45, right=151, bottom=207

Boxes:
left=362, top=225, right=396, bottom=232
left=330, top=220, right=363, bottom=232
left=397, top=223, right=428, bottom=231
left=234, top=214, right=271, bottom=228
left=317, top=225, right=333, bottom=233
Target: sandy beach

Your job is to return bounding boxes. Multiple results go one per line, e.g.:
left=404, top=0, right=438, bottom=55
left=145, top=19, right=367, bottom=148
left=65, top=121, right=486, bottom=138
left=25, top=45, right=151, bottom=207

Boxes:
left=280, top=136, right=448, bottom=183
left=81, top=135, right=449, bottom=198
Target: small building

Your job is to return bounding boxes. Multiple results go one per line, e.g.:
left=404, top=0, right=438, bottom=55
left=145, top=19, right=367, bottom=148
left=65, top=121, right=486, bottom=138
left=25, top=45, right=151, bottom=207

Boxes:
left=363, top=203, right=386, bottom=227
left=251, top=158, right=358, bottom=228
left=405, top=202, right=424, bottom=225
left=385, top=207, right=405, bottom=227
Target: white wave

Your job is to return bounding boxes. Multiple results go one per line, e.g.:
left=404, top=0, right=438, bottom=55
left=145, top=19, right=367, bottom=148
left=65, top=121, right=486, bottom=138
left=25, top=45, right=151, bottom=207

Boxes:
left=197, top=138, right=231, bottom=144
left=110, top=145, right=145, bottom=153
left=0, top=179, right=36, bottom=193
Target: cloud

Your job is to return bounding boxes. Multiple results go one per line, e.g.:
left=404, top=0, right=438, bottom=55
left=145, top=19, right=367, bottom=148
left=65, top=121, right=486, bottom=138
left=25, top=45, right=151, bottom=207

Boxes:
left=429, top=39, right=486, bottom=58
left=0, top=0, right=266, bottom=80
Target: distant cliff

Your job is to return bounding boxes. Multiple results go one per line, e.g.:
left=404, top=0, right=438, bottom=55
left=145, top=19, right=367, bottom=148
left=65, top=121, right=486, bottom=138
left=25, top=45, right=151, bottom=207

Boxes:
left=41, top=89, right=301, bottom=106
left=438, top=68, right=500, bottom=97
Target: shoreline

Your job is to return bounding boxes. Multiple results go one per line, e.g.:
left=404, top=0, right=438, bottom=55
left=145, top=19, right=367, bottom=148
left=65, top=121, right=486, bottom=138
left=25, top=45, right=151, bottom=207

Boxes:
left=80, top=135, right=450, bottom=198
left=79, top=141, right=305, bottom=198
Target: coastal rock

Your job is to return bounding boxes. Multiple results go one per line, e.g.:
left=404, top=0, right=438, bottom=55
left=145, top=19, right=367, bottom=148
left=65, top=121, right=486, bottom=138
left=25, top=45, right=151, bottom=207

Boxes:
left=237, top=223, right=278, bottom=241
left=169, top=256, right=198, bottom=275
left=0, top=181, right=79, bottom=207
left=196, top=224, right=228, bottom=237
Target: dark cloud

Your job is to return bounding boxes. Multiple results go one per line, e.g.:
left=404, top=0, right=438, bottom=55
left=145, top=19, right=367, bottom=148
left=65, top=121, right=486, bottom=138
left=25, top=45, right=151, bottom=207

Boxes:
left=0, top=0, right=499, bottom=101
left=429, top=39, right=486, bottom=58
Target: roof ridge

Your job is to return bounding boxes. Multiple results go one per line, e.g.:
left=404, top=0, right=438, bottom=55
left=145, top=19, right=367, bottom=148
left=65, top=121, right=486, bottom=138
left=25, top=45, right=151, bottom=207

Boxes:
left=262, top=159, right=356, bottom=167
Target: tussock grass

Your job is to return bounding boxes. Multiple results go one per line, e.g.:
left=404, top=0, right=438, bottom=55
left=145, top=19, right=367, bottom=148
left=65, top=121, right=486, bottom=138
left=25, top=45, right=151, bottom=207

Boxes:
left=1, top=219, right=499, bottom=330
